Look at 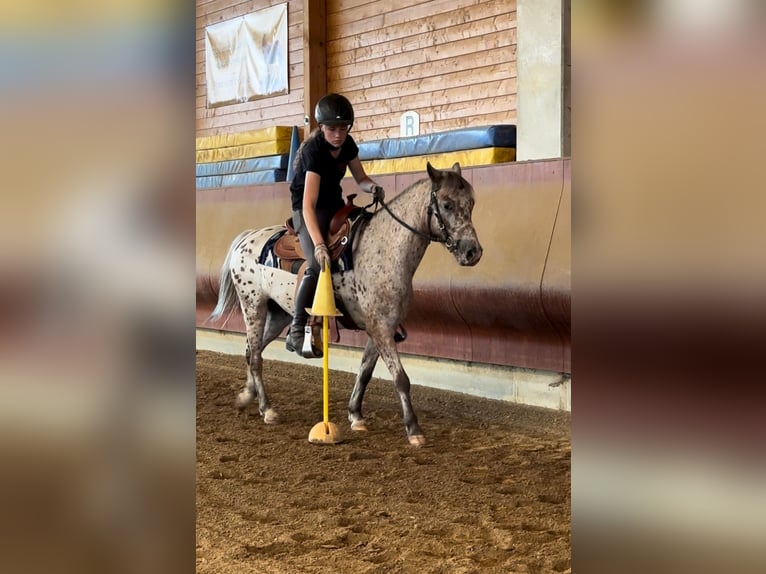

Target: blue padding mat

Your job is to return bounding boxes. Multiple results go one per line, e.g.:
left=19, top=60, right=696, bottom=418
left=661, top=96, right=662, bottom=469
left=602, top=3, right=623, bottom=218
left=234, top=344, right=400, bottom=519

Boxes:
left=357, top=125, right=516, bottom=160
left=196, top=154, right=289, bottom=177
left=196, top=169, right=287, bottom=189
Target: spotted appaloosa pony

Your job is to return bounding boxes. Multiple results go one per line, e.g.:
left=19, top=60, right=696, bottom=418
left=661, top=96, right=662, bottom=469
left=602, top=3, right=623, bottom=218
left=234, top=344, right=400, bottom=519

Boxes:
left=208, top=162, right=482, bottom=446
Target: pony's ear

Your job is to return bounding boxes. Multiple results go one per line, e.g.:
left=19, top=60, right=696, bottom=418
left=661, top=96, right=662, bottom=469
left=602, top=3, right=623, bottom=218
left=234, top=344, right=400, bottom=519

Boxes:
left=451, top=162, right=461, bottom=176
left=426, top=161, right=441, bottom=182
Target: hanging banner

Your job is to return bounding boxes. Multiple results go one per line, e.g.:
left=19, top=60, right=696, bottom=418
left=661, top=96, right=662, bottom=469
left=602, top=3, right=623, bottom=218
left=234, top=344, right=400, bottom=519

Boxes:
left=205, top=3, right=288, bottom=108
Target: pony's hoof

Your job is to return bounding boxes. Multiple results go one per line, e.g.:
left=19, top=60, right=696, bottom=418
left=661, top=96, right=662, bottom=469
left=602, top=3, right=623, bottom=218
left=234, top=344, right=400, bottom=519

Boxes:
left=350, top=420, right=368, bottom=432
left=262, top=408, right=279, bottom=424
left=408, top=435, right=426, bottom=447
left=235, top=392, right=254, bottom=410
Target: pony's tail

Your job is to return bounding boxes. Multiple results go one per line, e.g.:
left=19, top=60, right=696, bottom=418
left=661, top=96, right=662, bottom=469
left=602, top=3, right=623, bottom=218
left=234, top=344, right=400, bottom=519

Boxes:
left=207, top=230, right=252, bottom=324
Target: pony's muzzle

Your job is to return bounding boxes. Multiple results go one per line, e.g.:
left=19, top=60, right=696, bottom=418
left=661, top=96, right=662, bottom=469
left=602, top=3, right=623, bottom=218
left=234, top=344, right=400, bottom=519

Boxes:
left=455, top=239, right=483, bottom=266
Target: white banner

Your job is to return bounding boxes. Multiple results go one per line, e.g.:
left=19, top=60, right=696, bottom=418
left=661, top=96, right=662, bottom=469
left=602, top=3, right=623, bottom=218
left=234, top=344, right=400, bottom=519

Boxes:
left=205, top=3, right=288, bottom=108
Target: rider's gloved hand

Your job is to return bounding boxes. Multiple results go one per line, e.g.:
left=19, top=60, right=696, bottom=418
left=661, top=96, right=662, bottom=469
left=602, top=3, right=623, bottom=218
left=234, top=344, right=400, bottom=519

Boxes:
left=371, top=185, right=385, bottom=203
left=314, top=243, right=331, bottom=271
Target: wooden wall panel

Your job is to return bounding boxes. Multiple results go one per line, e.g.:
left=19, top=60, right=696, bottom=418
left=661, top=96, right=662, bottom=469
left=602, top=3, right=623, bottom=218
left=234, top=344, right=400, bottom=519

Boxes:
left=196, top=0, right=308, bottom=137
left=327, top=0, right=517, bottom=142
left=196, top=0, right=518, bottom=142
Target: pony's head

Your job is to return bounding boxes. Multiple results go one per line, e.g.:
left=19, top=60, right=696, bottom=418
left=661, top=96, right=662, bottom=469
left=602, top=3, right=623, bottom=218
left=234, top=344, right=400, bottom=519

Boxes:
left=426, top=162, right=483, bottom=266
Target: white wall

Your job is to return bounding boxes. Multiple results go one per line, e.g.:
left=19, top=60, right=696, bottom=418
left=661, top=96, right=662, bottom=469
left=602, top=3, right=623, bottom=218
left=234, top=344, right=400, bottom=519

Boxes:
left=516, top=0, right=566, bottom=161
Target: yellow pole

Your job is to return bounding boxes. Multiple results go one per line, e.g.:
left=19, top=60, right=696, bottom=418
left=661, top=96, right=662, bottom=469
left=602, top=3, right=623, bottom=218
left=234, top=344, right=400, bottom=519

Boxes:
left=322, top=315, right=329, bottom=430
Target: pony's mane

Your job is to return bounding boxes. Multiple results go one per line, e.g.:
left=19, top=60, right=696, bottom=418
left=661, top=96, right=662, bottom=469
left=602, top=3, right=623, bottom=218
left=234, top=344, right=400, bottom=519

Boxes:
left=366, top=175, right=428, bottom=219
left=366, top=168, right=469, bottom=219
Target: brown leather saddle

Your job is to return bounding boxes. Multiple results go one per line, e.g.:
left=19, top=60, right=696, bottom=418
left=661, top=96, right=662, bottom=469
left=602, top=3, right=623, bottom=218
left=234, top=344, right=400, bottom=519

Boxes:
left=272, top=194, right=364, bottom=335
left=269, top=194, right=405, bottom=341
left=273, top=194, right=360, bottom=272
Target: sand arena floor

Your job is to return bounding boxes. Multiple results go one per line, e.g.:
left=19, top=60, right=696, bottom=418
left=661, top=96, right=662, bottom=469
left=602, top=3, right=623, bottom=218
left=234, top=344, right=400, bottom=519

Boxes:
left=196, top=350, right=570, bottom=573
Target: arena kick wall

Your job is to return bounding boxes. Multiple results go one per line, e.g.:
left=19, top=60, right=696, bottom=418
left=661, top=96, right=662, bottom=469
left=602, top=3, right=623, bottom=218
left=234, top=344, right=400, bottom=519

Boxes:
left=197, top=159, right=570, bottom=374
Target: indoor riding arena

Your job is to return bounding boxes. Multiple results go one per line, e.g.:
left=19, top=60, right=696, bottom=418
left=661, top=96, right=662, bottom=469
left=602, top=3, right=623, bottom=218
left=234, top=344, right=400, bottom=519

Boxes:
left=196, top=1, right=570, bottom=573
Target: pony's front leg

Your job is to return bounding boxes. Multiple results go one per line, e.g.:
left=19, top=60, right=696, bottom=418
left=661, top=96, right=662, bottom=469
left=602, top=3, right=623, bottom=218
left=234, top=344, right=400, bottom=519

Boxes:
left=374, top=337, right=425, bottom=447
left=348, top=337, right=379, bottom=432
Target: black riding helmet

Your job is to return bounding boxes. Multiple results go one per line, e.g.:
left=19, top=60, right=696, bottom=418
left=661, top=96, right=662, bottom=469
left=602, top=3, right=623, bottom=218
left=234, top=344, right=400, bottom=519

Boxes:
left=314, top=93, right=354, bottom=129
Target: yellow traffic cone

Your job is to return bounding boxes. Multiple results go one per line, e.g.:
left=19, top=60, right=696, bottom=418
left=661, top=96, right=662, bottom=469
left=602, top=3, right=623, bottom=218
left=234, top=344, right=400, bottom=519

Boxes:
left=306, top=264, right=343, bottom=317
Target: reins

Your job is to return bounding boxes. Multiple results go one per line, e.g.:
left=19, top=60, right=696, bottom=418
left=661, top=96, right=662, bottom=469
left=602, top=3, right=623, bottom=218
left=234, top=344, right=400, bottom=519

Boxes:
left=365, top=182, right=456, bottom=252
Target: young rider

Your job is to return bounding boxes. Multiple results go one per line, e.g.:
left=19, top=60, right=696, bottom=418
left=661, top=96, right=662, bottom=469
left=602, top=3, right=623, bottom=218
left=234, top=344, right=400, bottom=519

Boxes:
left=287, top=93, right=385, bottom=358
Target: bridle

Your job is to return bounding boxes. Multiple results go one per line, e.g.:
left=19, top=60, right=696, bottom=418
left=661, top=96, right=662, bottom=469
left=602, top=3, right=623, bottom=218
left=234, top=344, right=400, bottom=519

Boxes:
left=374, top=181, right=457, bottom=252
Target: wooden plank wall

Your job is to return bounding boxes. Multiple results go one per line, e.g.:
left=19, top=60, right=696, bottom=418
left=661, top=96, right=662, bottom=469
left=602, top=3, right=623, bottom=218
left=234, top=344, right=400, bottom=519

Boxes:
left=196, top=0, right=307, bottom=137
left=327, top=0, right=517, bottom=142
left=196, top=0, right=517, bottom=141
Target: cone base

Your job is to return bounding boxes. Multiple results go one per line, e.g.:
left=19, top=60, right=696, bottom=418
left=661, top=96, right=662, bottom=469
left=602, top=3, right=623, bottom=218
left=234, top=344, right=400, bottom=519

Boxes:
left=308, top=421, right=344, bottom=445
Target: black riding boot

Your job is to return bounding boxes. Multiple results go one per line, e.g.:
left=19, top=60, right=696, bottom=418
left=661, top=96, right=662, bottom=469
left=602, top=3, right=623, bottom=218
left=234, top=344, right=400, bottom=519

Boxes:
left=285, top=268, right=322, bottom=358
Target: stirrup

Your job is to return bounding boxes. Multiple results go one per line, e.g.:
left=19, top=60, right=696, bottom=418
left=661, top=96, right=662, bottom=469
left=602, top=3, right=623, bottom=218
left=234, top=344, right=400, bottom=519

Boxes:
left=285, top=326, right=322, bottom=359
left=300, top=325, right=323, bottom=359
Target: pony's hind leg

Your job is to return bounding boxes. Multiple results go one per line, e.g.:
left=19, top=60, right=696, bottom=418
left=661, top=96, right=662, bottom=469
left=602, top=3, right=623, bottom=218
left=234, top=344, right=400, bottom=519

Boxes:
left=348, top=337, right=379, bottom=432
left=237, top=300, right=291, bottom=424
left=263, top=300, right=292, bottom=346
left=238, top=343, right=261, bottom=423
left=236, top=326, right=263, bottom=414
left=236, top=294, right=277, bottom=422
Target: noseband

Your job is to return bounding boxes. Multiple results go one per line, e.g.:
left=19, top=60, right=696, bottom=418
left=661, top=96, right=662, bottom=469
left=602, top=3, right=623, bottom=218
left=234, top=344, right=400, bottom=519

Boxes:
left=376, top=182, right=457, bottom=252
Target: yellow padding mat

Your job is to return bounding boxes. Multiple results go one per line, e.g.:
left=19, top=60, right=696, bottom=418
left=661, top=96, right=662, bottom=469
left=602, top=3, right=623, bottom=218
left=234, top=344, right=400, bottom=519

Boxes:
left=361, top=148, right=516, bottom=175
left=196, top=140, right=294, bottom=164
left=196, top=126, right=295, bottom=151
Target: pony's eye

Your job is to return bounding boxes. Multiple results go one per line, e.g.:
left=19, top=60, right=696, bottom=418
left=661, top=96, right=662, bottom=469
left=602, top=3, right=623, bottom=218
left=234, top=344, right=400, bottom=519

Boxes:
left=443, top=201, right=453, bottom=212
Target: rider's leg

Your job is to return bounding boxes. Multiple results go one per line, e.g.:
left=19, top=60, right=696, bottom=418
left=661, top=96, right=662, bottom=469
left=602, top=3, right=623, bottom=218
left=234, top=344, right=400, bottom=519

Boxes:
left=285, top=266, right=321, bottom=358
left=285, top=209, right=329, bottom=358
